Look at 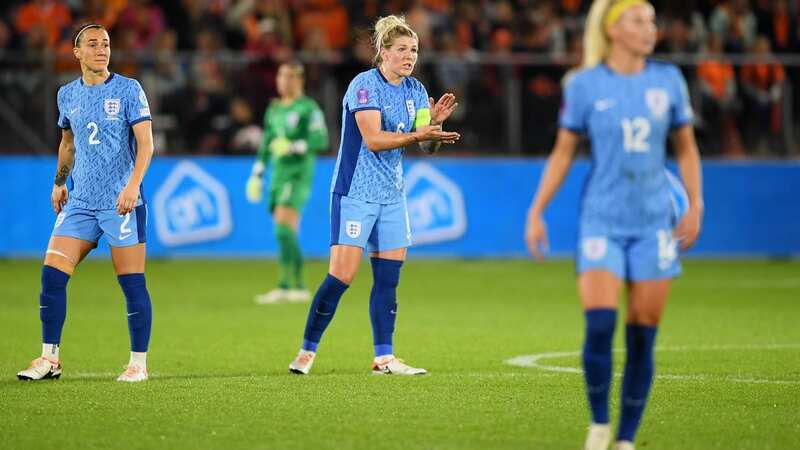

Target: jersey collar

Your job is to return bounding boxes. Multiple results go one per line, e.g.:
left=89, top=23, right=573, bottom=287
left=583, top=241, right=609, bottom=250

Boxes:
left=79, top=72, right=115, bottom=86
left=374, top=68, right=403, bottom=88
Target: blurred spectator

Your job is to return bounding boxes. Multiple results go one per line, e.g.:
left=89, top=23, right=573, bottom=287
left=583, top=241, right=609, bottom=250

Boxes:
left=697, top=35, right=745, bottom=157
left=335, top=29, right=374, bottom=98
left=14, top=0, right=72, bottom=49
left=76, top=0, right=127, bottom=31
left=740, top=36, right=786, bottom=155
left=112, top=27, right=141, bottom=77
left=406, top=1, right=434, bottom=50
left=755, top=0, right=796, bottom=54
left=485, top=0, right=516, bottom=43
left=452, top=2, right=481, bottom=51
left=520, top=1, right=566, bottom=56
left=656, top=18, right=700, bottom=56
left=231, top=0, right=293, bottom=50
left=434, top=31, right=473, bottom=124
left=709, top=0, right=757, bottom=52
left=0, top=19, right=13, bottom=52
left=142, top=29, right=187, bottom=113
left=222, top=96, right=263, bottom=154
left=117, top=0, right=165, bottom=49
left=294, top=0, right=349, bottom=50
left=168, top=0, right=226, bottom=50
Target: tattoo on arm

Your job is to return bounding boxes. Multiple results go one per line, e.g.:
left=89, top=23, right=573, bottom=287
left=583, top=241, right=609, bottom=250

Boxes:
left=54, top=165, right=70, bottom=186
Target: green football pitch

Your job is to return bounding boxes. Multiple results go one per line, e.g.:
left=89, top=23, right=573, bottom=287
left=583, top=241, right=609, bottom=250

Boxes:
left=1, top=259, right=798, bottom=449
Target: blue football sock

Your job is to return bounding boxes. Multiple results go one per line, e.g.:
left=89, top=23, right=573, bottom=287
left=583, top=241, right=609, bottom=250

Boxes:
left=40, top=265, right=70, bottom=345
left=302, top=274, right=349, bottom=352
left=618, top=324, right=658, bottom=442
left=582, top=308, right=617, bottom=424
left=117, top=273, right=152, bottom=353
left=369, top=258, right=402, bottom=357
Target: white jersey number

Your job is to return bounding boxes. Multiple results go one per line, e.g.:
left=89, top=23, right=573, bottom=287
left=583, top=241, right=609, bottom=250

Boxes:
left=621, top=117, right=650, bottom=153
left=119, top=212, right=132, bottom=238
left=87, top=122, right=101, bottom=145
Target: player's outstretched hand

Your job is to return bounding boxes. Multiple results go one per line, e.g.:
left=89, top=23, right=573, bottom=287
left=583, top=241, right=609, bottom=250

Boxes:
left=429, top=94, right=458, bottom=124
left=674, top=204, right=702, bottom=251
left=415, top=125, right=460, bottom=144
left=525, top=213, right=549, bottom=260
left=51, top=184, right=68, bottom=214
left=116, top=183, right=139, bottom=215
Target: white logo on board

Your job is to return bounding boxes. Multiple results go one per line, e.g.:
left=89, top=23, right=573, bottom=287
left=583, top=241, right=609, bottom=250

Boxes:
left=153, top=161, right=233, bottom=246
left=405, top=162, right=467, bottom=245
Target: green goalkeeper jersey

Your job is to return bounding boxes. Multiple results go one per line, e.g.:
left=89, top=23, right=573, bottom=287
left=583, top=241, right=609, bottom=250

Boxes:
left=256, top=95, right=328, bottom=183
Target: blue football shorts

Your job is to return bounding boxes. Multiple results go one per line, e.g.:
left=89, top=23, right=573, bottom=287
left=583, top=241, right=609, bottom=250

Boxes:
left=330, top=193, right=411, bottom=252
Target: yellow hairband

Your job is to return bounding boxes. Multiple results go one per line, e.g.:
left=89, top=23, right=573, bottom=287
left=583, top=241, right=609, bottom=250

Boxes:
left=604, top=0, right=651, bottom=29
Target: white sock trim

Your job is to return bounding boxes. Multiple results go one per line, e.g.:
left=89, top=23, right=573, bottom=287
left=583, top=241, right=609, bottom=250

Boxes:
left=129, top=351, right=147, bottom=369
left=42, top=343, right=59, bottom=361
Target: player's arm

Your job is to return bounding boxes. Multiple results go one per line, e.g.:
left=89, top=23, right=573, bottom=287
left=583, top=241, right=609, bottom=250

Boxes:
left=117, top=120, right=154, bottom=215
left=418, top=93, right=459, bottom=155
left=671, top=125, right=704, bottom=250
left=306, top=105, right=329, bottom=154
left=354, top=110, right=460, bottom=152
left=52, top=128, right=75, bottom=214
left=246, top=112, right=274, bottom=204
left=253, top=115, right=274, bottom=176
left=525, top=129, right=581, bottom=259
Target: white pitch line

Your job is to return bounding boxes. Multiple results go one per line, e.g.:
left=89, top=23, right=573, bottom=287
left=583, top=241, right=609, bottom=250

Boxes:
left=504, top=344, right=800, bottom=385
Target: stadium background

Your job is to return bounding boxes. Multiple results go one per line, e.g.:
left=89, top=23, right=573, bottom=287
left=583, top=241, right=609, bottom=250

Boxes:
left=1, top=1, right=799, bottom=450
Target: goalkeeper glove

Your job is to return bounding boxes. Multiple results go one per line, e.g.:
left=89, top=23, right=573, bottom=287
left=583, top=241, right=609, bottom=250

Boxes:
left=246, top=175, right=263, bottom=204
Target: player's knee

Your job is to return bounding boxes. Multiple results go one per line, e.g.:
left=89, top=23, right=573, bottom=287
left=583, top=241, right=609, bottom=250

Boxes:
left=330, top=269, right=356, bottom=285
left=44, top=249, right=77, bottom=275
left=585, top=309, right=617, bottom=340
left=370, top=257, right=402, bottom=288
left=627, top=311, right=661, bottom=327
left=275, top=223, right=293, bottom=239
left=329, top=262, right=358, bottom=284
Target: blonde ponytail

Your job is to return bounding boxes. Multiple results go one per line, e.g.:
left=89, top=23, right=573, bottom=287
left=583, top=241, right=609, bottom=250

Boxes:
left=372, top=15, right=418, bottom=66
left=582, top=0, right=614, bottom=69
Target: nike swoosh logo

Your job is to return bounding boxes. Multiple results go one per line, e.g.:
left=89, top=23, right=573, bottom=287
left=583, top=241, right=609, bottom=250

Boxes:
left=70, top=108, right=79, bottom=114
left=594, top=99, right=615, bottom=111
left=390, top=310, right=397, bottom=315
left=119, top=233, right=132, bottom=240
left=127, top=312, right=139, bottom=317
left=315, top=309, right=333, bottom=316
left=40, top=306, right=48, bottom=309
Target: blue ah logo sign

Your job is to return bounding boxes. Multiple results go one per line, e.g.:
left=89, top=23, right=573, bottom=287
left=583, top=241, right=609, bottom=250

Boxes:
left=153, top=161, right=233, bottom=246
left=405, top=162, right=467, bottom=245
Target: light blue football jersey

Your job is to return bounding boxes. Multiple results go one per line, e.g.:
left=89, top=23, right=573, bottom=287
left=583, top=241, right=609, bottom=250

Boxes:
left=57, top=73, right=152, bottom=210
left=560, top=60, right=694, bottom=236
left=331, top=68, right=429, bottom=204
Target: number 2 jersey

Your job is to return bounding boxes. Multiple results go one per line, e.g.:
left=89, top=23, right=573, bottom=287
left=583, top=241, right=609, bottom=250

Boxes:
left=559, top=60, right=694, bottom=236
left=57, top=73, right=152, bottom=210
